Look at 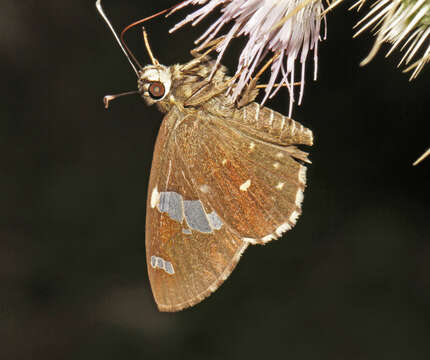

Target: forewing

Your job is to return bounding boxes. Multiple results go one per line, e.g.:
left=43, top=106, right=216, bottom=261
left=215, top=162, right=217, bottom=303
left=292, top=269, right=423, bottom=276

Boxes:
left=146, top=109, right=248, bottom=312
left=174, top=106, right=312, bottom=244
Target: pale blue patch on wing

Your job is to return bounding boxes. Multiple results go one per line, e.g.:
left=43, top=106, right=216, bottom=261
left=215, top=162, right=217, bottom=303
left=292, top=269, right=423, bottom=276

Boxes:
left=150, top=255, right=157, bottom=268
left=164, top=261, right=175, bottom=274
left=158, top=191, right=184, bottom=222
left=183, top=200, right=212, bottom=233
left=207, top=211, right=223, bottom=230
left=151, top=255, right=175, bottom=275
left=157, top=191, right=219, bottom=234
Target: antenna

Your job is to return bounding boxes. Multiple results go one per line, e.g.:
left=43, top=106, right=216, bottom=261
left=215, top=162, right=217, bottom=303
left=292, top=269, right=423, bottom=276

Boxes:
left=120, top=4, right=181, bottom=65
left=95, top=0, right=140, bottom=76
left=142, top=27, right=159, bottom=65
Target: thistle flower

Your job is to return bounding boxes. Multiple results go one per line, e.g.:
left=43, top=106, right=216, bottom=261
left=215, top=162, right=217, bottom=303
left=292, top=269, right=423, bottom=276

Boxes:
left=170, top=0, right=327, bottom=116
left=354, top=0, right=430, bottom=79
left=354, top=0, right=430, bottom=165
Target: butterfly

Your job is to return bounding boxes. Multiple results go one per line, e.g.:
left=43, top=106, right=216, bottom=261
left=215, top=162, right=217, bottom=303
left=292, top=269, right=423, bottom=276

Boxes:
left=97, top=0, right=313, bottom=312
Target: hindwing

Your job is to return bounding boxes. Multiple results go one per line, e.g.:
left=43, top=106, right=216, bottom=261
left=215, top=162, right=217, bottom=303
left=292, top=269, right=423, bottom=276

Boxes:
left=146, top=109, right=248, bottom=312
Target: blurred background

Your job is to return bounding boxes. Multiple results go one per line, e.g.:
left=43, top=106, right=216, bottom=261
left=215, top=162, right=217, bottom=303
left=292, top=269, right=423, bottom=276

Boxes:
left=1, top=1, right=429, bottom=359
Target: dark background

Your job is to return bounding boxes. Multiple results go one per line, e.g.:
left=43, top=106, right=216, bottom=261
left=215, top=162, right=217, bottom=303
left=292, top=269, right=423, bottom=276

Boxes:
left=1, top=1, right=429, bottom=359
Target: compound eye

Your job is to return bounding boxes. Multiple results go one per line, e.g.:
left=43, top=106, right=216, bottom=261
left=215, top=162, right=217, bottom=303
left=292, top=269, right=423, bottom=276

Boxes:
left=148, top=81, right=165, bottom=100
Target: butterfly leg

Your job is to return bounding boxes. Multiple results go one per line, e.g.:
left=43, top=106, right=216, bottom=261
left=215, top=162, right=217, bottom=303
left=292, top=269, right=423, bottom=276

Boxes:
left=190, top=36, right=225, bottom=58
left=179, top=37, right=226, bottom=73
left=236, top=53, right=281, bottom=108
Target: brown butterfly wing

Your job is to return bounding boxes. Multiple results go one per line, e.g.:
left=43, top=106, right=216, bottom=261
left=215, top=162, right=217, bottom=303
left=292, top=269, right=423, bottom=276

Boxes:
left=173, top=105, right=312, bottom=244
left=146, top=109, right=248, bottom=312
left=146, top=102, right=312, bottom=312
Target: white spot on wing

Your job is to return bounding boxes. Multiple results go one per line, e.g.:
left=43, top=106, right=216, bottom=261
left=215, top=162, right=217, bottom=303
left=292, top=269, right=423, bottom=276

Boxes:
left=150, top=186, right=160, bottom=208
left=243, top=237, right=257, bottom=244
left=273, top=162, right=280, bottom=169
left=289, top=210, right=300, bottom=225
left=222, top=159, right=227, bottom=165
left=295, top=188, right=304, bottom=207
left=240, top=179, right=251, bottom=191
left=199, top=184, right=210, bottom=193
left=275, top=222, right=292, bottom=236
left=276, top=182, right=285, bottom=190
left=249, top=142, right=256, bottom=150
left=276, top=152, right=284, bottom=159
left=262, top=233, right=276, bottom=243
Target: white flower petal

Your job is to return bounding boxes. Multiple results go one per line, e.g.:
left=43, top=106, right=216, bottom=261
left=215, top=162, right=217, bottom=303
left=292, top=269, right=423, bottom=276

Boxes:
left=171, top=0, right=326, bottom=115
left=355, top=0, right=430, bottom=79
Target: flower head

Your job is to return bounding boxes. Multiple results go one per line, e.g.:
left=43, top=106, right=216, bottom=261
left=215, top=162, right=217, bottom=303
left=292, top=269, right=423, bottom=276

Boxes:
left=354, top=0, right=430, bottom=79
left=170, top=0, right=326, bottom=116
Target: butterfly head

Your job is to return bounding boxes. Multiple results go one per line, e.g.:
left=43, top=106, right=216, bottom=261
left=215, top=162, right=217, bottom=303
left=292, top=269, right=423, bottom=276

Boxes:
left=138, top=64, right=172, bottom=107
